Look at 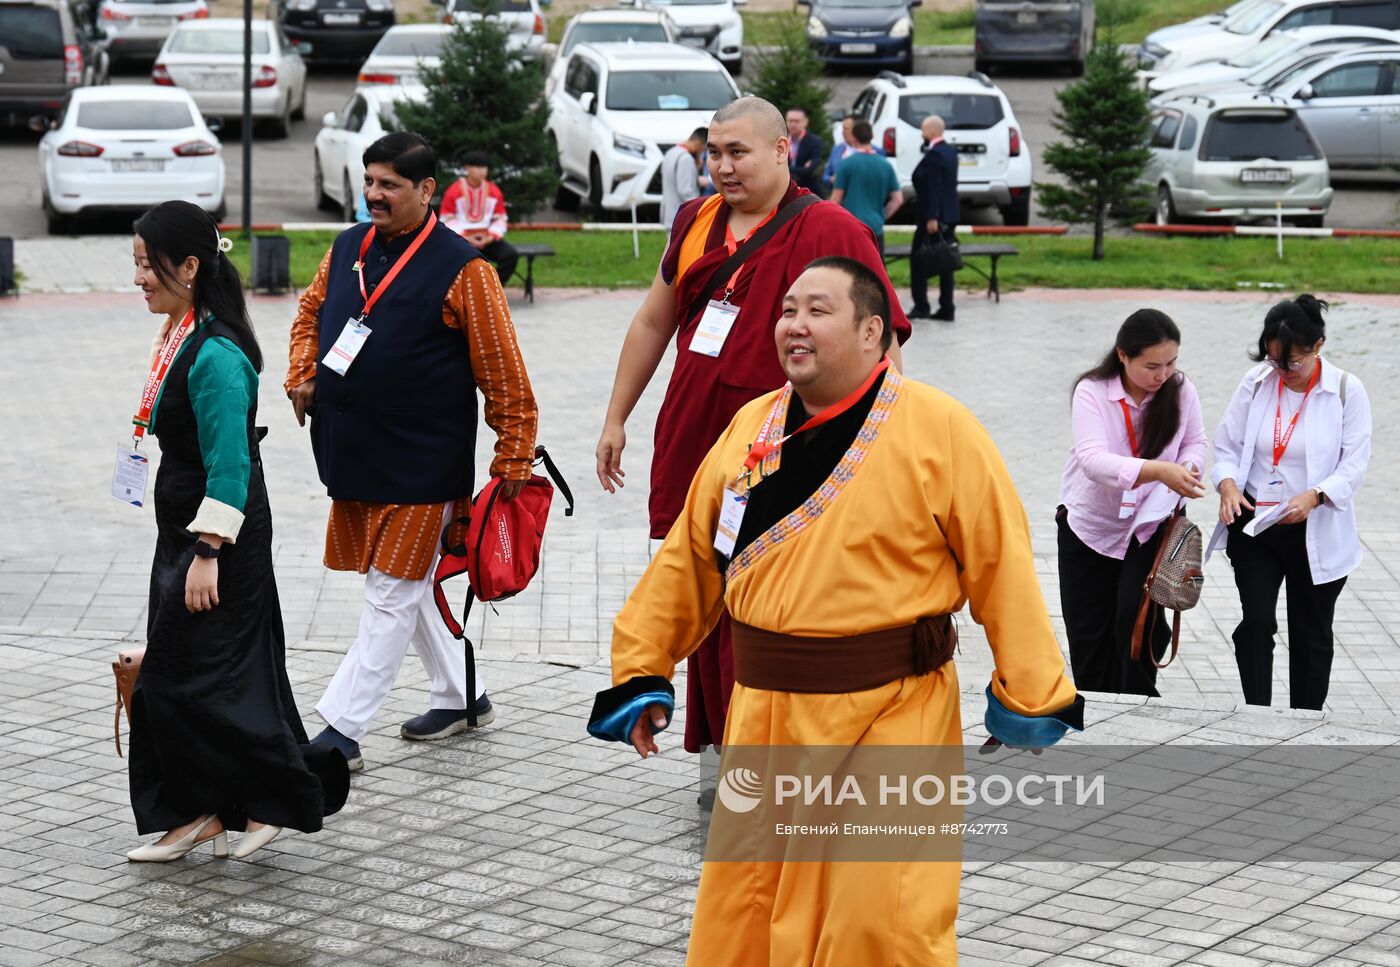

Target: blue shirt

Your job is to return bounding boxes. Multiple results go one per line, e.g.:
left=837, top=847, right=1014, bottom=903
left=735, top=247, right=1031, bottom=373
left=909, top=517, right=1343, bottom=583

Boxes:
left=835, top=151, right=900, bottom=238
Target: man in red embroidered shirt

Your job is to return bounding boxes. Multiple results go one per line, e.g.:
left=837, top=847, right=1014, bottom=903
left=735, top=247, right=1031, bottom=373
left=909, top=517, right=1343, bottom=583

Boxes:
left=440, top=151, right=519, bottom=284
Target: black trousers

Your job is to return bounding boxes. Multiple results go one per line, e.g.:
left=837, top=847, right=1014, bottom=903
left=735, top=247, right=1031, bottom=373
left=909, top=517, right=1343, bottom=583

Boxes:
left=1225, top=504, right=1346, bottom=710
left=480, top=239, right=519, bottom=285
left=910, top=224, right=955, bottom=316
left=1056, top=508, right=1169, bottom=697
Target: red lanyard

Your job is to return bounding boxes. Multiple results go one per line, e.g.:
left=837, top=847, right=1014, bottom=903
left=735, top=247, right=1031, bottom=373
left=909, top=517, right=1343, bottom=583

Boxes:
left=1273, top=362, right=1321, bottom=469
left=355, top=211, right=437, bottom=320
left=720, top=206, right=778, bottom=299
left=1117, top=399, right=1140, bottom=458
left=743, top=357, right=891, bottom=473
left=131, top=308, right=196, bottom=445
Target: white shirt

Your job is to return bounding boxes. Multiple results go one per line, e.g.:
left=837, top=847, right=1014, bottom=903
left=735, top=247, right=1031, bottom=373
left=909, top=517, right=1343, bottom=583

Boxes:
left=661, top=144, right=701, bottom=231
left=1208, top=359, right=1372, bottom=583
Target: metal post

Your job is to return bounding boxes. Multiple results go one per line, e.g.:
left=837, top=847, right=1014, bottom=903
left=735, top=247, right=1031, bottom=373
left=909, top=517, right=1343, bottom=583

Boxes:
left=241, top=0, right=253, bottom=235
left=1275, top=200, right=1283, bottom=261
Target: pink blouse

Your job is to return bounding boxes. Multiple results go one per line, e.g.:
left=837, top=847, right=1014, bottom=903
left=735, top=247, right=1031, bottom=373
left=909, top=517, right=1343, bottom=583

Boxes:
left=1060, top=374, right=1208, bottom=559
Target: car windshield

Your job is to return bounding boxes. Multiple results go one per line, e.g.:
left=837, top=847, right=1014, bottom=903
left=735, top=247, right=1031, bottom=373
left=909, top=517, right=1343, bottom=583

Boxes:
left=819, top=0, right=907, bottom=7
left=1260, top=53, right=1330, bottom=88
left=451, top=0, right=531, bottom=12
left=1224, top=0, right=1280, bottom=34
left=898, top=93, right=1005, bottom=130
left=644, top=0, right=724, bottom=6
left=606, top=69, right=733, bottom=110
left=168, top=29, right=272, bottom=54
left=1225, top=32, right=1293, bottom=67
left=1200, top=112, right=1320, bottom=160
left=0, top=6, right=63, bottom=58
left=563, top=22, right=667, bottom=54
left=76, top=101, right=195, bottom=130
left=372, top=31, right=449, bottom=56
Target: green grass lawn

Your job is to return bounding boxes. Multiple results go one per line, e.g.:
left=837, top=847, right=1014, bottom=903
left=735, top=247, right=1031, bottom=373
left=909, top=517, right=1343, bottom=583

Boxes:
left=226, top=230, right=1400, bottom=295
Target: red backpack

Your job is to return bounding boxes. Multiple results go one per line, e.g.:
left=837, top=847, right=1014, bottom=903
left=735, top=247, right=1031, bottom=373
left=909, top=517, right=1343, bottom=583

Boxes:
left=433, top=447, right=573, bottom=723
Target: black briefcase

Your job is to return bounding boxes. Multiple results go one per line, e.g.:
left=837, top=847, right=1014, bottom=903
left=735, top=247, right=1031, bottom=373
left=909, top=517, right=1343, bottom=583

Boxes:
left=913, top=231, right=963, bottom=275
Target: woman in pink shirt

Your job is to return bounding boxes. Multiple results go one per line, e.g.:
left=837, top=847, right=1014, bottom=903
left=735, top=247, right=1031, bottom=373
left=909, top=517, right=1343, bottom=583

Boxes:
left=1058, top=309, right=1208, bottom=696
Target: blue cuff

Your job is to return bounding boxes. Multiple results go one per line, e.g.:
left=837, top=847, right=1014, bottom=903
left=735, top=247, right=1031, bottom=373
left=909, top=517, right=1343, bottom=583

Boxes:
left=587, top=691, right=676, bottom=744
left=984, top=686, right=1084, bottom=748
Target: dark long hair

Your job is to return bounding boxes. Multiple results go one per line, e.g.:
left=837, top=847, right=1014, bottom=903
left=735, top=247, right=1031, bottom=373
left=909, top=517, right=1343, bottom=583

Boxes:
left=133, top=201, right=262, bottom=372
left=1074, top=308, right=1183, bottom=460
left=1252, top=293, right=1327, bottom=367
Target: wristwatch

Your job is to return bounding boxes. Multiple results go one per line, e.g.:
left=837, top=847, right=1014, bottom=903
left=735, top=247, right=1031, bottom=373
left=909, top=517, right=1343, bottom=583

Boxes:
left=1313, top=488, right=1328, bottom=506
left=193, top=539, right=220, bottom=559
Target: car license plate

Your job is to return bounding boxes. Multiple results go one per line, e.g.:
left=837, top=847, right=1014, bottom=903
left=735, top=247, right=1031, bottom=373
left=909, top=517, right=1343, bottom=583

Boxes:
left=1240, top=168, right=1293, bottom=184
left=112, top=159, right=165, bottom=173
left=680, top=36, right=706, bottom=47
left=136, top=15, right=172, bottom=26
left=322, top=11, right=360, bottom=24
left=840, top=43, right=877, bottom=54
left=195, top=72, right=228, bottom=88
left=1017, top=10, right=1038, bottom=22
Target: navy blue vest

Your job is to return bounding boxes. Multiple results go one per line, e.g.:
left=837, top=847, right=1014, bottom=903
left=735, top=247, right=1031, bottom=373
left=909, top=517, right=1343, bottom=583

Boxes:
left=312, top=217, right=480, bottom=503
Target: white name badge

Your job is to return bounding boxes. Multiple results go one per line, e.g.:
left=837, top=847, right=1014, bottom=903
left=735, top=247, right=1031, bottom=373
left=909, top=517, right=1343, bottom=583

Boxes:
left=713, top=487, right=747, bottom=558
left=1256, top=475, right=1286, bottom=508
left=112, top=445, right=150, bottom=507
left=1118, top=489, right=1138, bottom=520
left=322, top=318, right=371, bottom=377
left=689, top=300, right=740, bottom=358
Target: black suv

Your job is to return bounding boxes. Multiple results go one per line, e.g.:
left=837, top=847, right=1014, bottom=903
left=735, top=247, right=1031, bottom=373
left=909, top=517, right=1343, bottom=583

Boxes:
left=275, top=0, right=395, bottom=64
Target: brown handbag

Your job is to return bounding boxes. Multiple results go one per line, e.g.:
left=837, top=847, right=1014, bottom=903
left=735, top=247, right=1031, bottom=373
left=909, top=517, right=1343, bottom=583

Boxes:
left=1130, top=509, right=1204, bottom=669
left=112, top=647, right=145, bottom=757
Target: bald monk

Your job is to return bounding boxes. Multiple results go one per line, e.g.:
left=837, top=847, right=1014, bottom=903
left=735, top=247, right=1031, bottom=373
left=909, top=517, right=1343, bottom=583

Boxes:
left=594, top=96, right=911, bottom=775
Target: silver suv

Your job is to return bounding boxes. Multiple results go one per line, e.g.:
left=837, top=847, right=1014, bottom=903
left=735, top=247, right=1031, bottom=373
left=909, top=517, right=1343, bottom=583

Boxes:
left=1258, top=45, right=1400, bottom=168
left=1143, top=95, right=1332, bottom=226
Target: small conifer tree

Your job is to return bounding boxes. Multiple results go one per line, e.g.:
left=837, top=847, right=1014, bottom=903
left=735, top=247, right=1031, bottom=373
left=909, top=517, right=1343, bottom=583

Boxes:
left=748, top=15, right=833, bottom=151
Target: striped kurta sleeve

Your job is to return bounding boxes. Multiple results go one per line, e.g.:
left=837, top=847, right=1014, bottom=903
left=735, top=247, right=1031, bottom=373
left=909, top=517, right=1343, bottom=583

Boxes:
left=286, top=249, right=331, bottom=393
left=187, top=336, right=258, bottom=542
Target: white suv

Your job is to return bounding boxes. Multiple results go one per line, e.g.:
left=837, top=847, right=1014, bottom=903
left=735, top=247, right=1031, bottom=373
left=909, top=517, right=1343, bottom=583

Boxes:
left=625, top=0, right=745, bottom=75
left=838, top=70, right=1033, bottom=225
left=547, top=41, right=738, bottom=212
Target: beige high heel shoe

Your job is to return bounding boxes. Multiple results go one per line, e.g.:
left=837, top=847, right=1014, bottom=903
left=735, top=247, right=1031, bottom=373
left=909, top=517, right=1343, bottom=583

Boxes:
left=230, top=823, right=282, bottom=860
left=127, top=815, right=228, bottom=862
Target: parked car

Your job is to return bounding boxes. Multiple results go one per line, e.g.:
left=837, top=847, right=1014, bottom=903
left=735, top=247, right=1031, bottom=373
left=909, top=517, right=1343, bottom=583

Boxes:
left=1144, top=95, right=1331, bottom=226
left=973, top=0, right=1096, bottom=74
left=547, top=41, right=738, bottom=211
left=838, top=70, right=1034, bottom=224
left=314, top=83, right=423, bottom=221
left=152, top=18, right=308, bottom=137
left=38, top=85, right=225, bottom=233
left=1137, top=0, right=1400, bottom=81
left=1147, top=23, right=1400, bottom=97
left=358, top=23, right=451, bottom=86
left=1142, top=0, right=1271, bottom=49
left=98, top=0, right=208, bottom=62
left=0, top=0, right=109, bottom=126
left=801, top=0, right=918, bottom=74
left=276, top=0, right=395, bottom=64
left=441, top=0, right=547, bottom=61
left=547, top=8, right=676, bottom=97
left=626, top=0, right=744, bottom=75
left=1255, top=45, right=1400, bottom=167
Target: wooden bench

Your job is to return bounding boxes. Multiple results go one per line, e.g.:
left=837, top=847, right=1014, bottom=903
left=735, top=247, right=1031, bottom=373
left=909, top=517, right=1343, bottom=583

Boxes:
left=883, top=241, right=1020, bottom=303
left=512, top=243, right=556, bottom=304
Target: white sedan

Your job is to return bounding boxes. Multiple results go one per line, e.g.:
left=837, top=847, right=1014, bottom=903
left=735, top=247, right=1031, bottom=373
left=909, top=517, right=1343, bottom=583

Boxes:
left=153, top=18, right=309, bottom=138
left=357, top=24, right=452, bottom=87
left=39, top=86, right=225, bottom=235
left=313, top=84, right=425, bottom=222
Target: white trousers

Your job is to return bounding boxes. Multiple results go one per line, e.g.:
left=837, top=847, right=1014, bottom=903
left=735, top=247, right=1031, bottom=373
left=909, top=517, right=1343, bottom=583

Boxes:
left=317, top=549, right=485, bottom=742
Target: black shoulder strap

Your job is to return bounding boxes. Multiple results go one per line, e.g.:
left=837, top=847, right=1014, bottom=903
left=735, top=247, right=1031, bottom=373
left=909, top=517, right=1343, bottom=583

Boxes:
left=682, top=193, right=821, bottom=327
left=533, top=446, right=574, bottom=517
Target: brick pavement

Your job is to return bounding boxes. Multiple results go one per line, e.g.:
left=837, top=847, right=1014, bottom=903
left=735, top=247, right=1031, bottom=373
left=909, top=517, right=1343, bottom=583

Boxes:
left=3, top=260, right=1400, bottom=965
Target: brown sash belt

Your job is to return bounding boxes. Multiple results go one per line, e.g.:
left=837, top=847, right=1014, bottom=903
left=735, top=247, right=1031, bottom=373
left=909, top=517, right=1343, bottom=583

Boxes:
left=731, top=616, right=958, bottom=694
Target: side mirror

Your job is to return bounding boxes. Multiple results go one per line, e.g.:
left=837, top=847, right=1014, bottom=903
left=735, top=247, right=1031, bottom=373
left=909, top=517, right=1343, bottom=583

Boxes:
left=322, top=110, right=338, bottom=126
left=28, top=115, right=52, bottom=134
left=204, top=115, right=224, bottom=134
left=1297, top=83, right=1314, bottom=100
left=579, top=91, right=596, bottom=114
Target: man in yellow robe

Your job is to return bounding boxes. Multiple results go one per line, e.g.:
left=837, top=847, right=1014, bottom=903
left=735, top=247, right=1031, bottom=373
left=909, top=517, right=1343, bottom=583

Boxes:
left=587, top=256, right=1083, bottom=965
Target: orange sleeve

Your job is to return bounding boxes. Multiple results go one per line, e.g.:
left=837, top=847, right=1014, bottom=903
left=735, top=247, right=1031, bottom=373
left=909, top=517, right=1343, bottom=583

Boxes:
left=286, top=249, right=331, bottom=393
left=443, top=258, right=539, bottom=480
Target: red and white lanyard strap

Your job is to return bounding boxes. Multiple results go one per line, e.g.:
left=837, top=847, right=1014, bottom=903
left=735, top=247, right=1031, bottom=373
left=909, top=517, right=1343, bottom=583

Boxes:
left=355, top=210, right=437, bottom=321
left=131, top=308, right=196, bottom=446
left=718, top=206, right=778, bottom=302
left=1117, top=399, right=1140, bottom=458
left=1273, top=362, right=1321, bottom=470
left=739, top=356, right=891, bottom=488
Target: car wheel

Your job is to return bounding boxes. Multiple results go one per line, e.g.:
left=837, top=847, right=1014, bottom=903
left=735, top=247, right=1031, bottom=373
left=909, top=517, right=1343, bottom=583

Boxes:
left=900, top=54, right=914, bottom=75
left=1156, top=185, right=1178, bottom=226
left=269, top=96, right=292, bottom=139
left=1294, top=214, right=1325, bottom=229
left=314, top=152, right=334, bottom=211
left=726, top=57, right=743, bottom=77
left=1000, top=189, right=1031, bottom=227
left=974, top=59, right=991, bottom=74
left=212, top=198, right=228, bottom=222
left=42, top=193, right=68, bottom=236
left=1069, top=58, right=1085, bottom=77
left=343, top=173, right=357, bottom=223
left=292, top=82, right=307, bottom=121
left=588, top=155, right=604, bottom=211
left=549, top=134, right=579, bottom=211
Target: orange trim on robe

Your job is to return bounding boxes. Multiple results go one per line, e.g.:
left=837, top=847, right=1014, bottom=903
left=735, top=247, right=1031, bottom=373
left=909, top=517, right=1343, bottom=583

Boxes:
left=675, top=194, right=724, bottom=285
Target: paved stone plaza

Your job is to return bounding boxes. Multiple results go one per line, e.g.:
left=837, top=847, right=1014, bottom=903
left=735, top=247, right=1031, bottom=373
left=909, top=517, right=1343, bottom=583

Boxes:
left=3, top=256, right=1400, bottom=966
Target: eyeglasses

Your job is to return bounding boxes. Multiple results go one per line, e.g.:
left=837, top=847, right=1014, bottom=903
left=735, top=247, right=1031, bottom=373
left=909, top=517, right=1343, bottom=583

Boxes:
left=1266, top=351, right=1315, bottom=372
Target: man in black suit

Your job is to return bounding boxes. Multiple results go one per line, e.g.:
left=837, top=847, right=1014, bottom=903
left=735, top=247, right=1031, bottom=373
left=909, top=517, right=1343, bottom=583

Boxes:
left=909, top=115, right=960, bottom=321
left=786, top=107, right=827, bottom=196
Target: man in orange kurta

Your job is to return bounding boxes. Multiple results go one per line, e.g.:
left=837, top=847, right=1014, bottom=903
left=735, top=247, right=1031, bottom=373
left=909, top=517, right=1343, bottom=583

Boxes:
left=286, top=132, right=537, bottom=771
left=588, top=257, right=1082, bottom=964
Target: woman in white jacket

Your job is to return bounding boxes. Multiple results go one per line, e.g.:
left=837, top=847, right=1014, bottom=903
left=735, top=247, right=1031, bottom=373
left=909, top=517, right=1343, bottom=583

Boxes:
left=1210, top=295, right=1372, bottom=710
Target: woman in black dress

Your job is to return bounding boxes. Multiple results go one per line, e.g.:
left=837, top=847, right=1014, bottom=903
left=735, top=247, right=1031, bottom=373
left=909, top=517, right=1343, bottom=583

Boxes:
left=125, top=201, right=348, bottom=862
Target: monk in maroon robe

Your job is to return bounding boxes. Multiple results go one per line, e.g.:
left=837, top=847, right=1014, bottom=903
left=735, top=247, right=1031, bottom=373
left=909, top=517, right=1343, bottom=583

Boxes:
left=596, top=96, right=911, bottom=758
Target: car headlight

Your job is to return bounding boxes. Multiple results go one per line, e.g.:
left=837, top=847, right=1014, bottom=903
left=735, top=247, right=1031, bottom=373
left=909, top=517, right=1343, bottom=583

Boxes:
left=889, top=16, right=912, bottom=38
left=725, top=14, right=741, bottom=30
left=364, top=0, right=393, bottom=9
left=807, top=17, right=827, bottom=38
left=613, top=133, right=647, bottom=158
